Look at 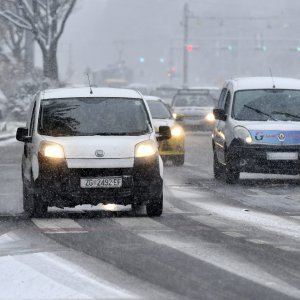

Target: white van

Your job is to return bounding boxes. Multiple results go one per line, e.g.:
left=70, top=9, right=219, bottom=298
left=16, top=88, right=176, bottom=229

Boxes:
left=212, top=77, right=300, bottom=183
left=16, top=87, right=171, bottom=217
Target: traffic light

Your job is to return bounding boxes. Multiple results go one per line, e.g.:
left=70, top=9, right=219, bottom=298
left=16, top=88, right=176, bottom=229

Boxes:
left=186, top=44, right=193, bottom=53
left=227, top=45, right=233, bottom=51
left=139, top=57, right=145, bottom=63
left=159, top=58, right=165, bottom=63
left=168, top=66, right=176, bottom=78
left=255, top=45, right=267, bottom=51
left=262, top=46, right=267, bottom=51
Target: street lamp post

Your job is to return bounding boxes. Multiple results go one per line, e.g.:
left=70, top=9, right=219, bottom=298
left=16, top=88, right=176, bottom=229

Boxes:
left=183, top=3, right=189, bottom=88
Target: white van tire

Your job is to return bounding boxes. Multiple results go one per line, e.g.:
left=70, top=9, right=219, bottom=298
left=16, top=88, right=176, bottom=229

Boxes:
left=23, top=179, right=47, bottom=217
left=213, top=151, right=223, bottom=179
left=23, top=184, right=34, bottom=217
left=225, top=163, right=240, bottom=184
left=146, top=194, right=163, bottom=217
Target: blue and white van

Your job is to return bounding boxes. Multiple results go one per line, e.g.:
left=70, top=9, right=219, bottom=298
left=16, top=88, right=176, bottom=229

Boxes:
left=212, top=77, right=300, bottom=183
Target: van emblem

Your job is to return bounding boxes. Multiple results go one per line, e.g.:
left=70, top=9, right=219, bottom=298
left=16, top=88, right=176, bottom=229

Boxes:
left=255, top=132, right=264, bottom=141
left=95, top=150, right=105, bottom=157
left=278, top=133, right=285, bottom=142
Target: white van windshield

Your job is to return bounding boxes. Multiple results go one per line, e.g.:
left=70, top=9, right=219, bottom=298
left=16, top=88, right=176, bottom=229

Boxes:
left=38, top=97, right=151, bottom=136
left=233, top=89, right=300, bottom=121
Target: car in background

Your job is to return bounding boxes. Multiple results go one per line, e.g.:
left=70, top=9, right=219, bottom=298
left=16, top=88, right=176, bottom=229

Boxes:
left=151, top=84, right=179, bottom=106
left=145, top=96, right=185, bottom=165
left=212, top=77, right=300, bottom=183
left=171, top=87, right=220, bottom=130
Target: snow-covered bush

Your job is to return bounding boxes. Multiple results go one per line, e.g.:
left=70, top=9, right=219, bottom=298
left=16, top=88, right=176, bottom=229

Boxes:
left=7, top=74, right=59, bottom=120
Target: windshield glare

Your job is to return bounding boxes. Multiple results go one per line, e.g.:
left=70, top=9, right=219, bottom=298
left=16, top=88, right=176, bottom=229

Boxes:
left=173, top=94, right=214, bottom=107
left=38, top=97, right=151, bottom=136
left=233, top=89, right=300, bottom=121
left=147, top=101, right=172, bottom=119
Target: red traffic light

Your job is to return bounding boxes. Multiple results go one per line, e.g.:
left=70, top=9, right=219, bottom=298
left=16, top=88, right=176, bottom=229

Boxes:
left=186, top=44, right=193, bottom=53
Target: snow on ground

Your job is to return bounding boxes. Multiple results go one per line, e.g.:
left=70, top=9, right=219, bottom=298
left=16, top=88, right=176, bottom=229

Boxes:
left=0, top=232, right=134, bottom=299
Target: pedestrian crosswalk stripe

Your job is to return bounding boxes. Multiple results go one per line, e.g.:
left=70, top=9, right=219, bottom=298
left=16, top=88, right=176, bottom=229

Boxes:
left=32, top=218, right=88, bottom=234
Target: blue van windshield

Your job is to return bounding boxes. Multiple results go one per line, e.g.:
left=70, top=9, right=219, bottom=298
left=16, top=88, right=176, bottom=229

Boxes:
left=233, top=89, right=300, bottom=121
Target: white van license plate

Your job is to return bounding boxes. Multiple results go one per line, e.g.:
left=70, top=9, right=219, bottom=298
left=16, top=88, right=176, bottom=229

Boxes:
left=80, top=177, right=122, bottom=188
left=266, top=152, right=298, bottom=160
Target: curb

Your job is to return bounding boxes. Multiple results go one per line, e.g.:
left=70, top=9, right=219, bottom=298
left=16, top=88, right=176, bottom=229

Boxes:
left=0, top=213, right=28, bottom=221
left=0, top=134, right=15, bottom=142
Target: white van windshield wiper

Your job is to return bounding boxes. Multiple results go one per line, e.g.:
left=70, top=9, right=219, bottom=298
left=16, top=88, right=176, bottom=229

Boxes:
left=93, top=130, right=149, bottom=136
left=243, top=104, right=277, bottom=121
left=271, top=111, right=300, bottom=120
left=93, top=132, right=130, bottom=136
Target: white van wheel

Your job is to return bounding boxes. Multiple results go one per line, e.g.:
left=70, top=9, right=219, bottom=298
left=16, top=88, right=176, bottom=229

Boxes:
left=225, top=163, right=240, bottom=184
left=213, top=151, right=223, bottom=179
left=146, top=194, right=163, bottom=217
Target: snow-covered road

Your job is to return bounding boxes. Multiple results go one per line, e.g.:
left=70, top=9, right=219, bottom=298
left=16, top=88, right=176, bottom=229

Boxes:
left=1, top=133, right=300, bottom=299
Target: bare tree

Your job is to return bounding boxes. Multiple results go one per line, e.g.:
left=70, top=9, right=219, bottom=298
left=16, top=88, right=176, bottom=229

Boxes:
left=0, top=0, right=77, bottom=80
left=0, top=3, right=24, bottom=65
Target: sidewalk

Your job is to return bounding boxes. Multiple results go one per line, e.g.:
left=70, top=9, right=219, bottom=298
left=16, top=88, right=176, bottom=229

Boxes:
left=0, top=121, right=23, bottom=141
left=0, top=121, right=25, bottom=218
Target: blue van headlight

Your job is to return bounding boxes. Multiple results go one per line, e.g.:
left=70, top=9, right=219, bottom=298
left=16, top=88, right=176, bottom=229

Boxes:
left=234, top=126, right=252, bottom=144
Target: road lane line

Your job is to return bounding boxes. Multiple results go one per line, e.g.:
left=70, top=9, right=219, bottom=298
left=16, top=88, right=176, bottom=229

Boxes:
left=222, top=231, right=246, bottom=238
left=32, top=218, right=88, bottom=234
left=163, top=199, right=193, bottom=214
left=275, top=246, right=300, bottom=252
left=247, top=239, right=271, bottom=245
left=185, top=201, right=300, bottom=240
left=137, top=231, right=300, bottom=299
left=0, top=232, right=21, bottom=244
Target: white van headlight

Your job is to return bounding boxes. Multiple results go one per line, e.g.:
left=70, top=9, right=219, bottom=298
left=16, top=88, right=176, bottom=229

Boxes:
left=234, top=126, right=252, bottom=144
left=41, top=142, right=65, bottom=158
left=135, top=140, right=158, bottom=158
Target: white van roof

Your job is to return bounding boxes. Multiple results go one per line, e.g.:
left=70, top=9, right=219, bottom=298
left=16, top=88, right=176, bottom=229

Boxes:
left=41, top=87, right=142, bottom=100
left=227, top=77, right=300, bottom=91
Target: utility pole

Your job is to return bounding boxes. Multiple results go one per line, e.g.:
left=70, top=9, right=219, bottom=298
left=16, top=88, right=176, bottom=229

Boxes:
left=182, top=2, right=189, bottom=88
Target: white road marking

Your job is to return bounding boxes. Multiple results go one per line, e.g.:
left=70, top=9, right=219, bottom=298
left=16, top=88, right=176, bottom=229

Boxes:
left=222, top=231, right=246, bottom=238
left=247, top=188, right=288, bottom=199
left=112, top=214, right=300, bottom=297
left=275, top=246, right=300, bottom=252
left=166, top=185, right=210, bottom=200
left=183, top=200, right=300, bottom=240
left=163, top=199, right=192, bottom=214
left=32, top=218, right=88, bottom=234
left=138, top=231, right=300, bottom=299
left=114, top=217, right=172, bottom=231
left=0, top=252, right=134, bottom=299
left=247, top=189, right=273, bottom=196
left=247, top=239, right=271, bottom=245
left=0, top=232, right=20, bottom=244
